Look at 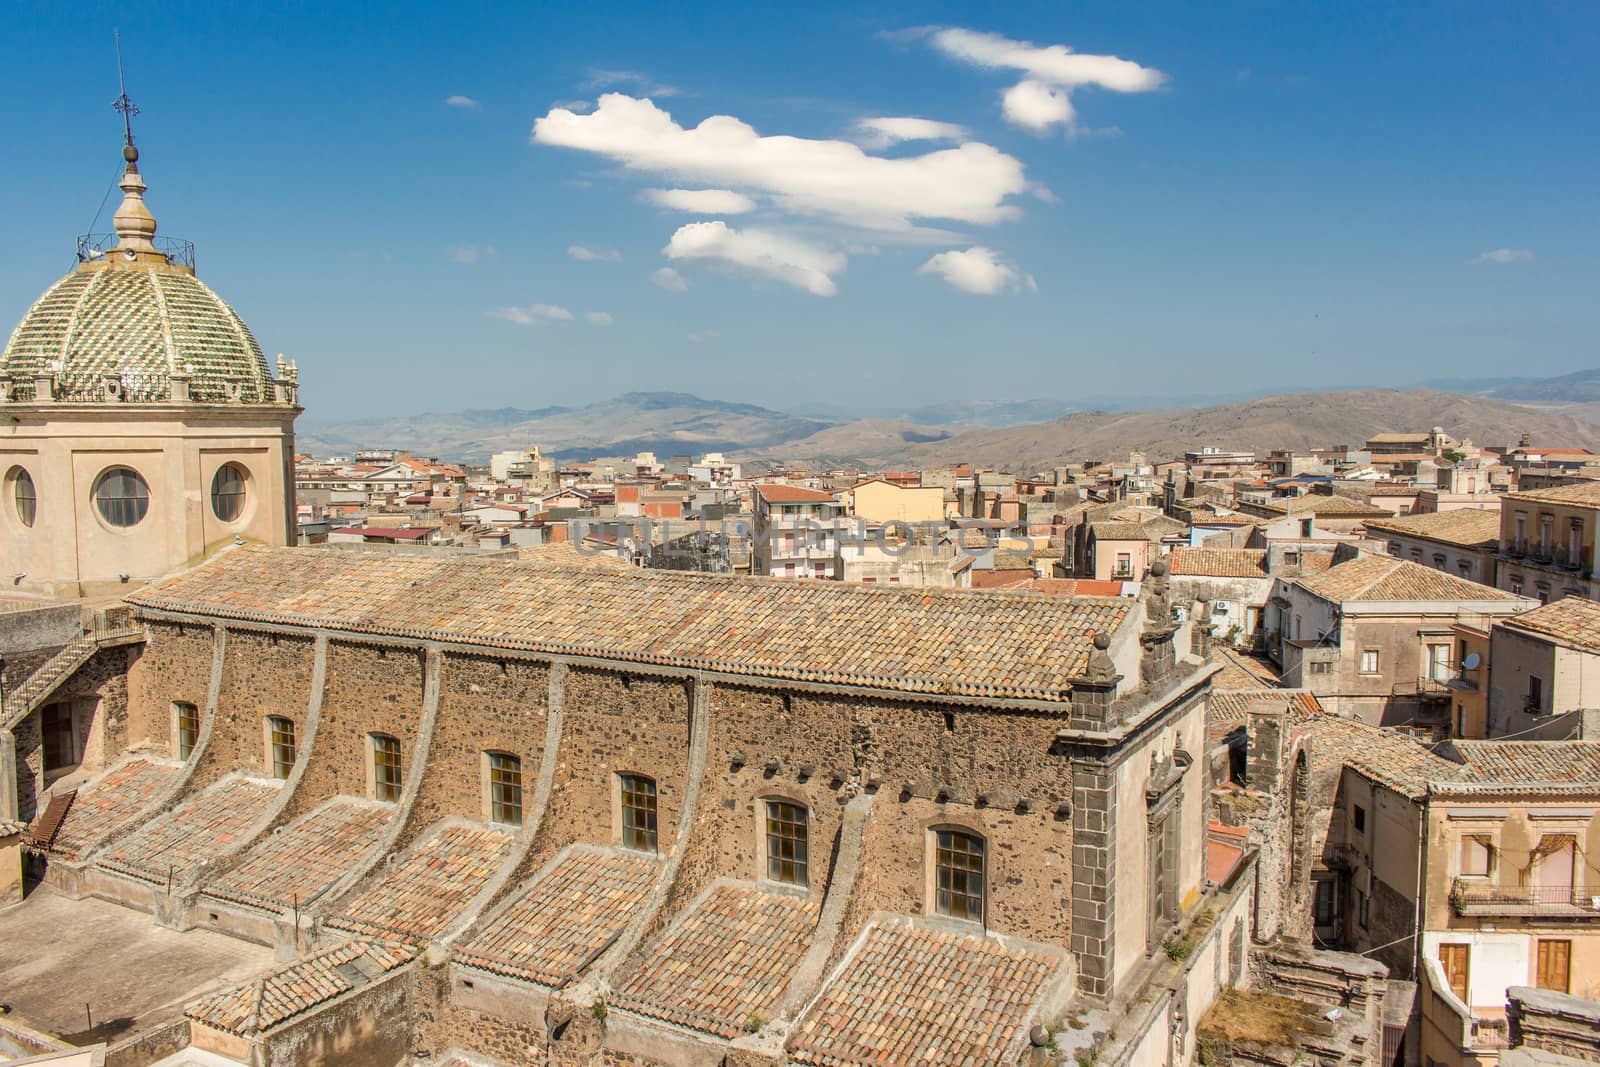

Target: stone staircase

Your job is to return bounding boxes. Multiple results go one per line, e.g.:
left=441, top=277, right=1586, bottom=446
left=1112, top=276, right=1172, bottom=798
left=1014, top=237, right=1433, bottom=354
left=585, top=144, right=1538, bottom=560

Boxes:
left=2, top=619, right=145, bottom=730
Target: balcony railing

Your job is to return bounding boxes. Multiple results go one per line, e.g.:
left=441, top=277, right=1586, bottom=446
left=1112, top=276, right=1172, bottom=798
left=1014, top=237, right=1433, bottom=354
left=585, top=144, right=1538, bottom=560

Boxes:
left=1450, top=877, right=1600, bottom=917
left=1505, top=538, right=1527, bottom=558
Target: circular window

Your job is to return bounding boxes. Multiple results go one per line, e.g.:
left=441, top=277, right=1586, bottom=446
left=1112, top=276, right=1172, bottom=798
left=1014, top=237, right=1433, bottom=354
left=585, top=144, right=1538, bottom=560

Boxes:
left=93, top=467, right=150, bottom=528
left=9, top=467, right=35, bottom=528
left=210, top=463, right=248, bottom=523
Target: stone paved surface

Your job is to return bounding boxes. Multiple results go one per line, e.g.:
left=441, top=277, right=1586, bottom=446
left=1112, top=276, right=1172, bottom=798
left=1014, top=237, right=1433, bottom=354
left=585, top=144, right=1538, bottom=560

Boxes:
left=96, top=775, right=278, bottom=885
left=613, top=883, right=819, bottom=1039
left=325, top=823, right=513, bottom=943
left=454, top=846, right=657, bottom=987
left=202, top=797, right=392, bottom=913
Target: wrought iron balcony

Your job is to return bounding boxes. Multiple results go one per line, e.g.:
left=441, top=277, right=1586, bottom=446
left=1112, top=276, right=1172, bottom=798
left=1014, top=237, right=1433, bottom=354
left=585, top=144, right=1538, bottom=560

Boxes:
left=1504, top=538, right=1527, bottom=558
left=1450, top=877, right=1600, bottom=917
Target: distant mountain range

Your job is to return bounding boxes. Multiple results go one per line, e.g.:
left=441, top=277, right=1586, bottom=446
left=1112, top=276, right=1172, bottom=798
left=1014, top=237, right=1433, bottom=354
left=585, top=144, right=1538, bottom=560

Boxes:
left=297, top=372, right=1600, bottom=471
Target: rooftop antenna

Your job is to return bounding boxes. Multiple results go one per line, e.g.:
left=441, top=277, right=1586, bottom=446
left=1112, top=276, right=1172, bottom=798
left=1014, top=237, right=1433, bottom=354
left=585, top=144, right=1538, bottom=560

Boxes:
left=113, top=29, right=139, bottom=152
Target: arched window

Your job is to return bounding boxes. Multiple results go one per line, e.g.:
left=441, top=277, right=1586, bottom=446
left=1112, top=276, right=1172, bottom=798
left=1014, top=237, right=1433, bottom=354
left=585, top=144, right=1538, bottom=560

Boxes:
left=9, top=467, right=36, bottom=527
left=210, top=463, right=248, bottom=522
left=934, top=828, right=985, bottom=922
left=764, top=799, right=808, bottom=885
left=370, top=733, right=402, bottom=802
left=93, top=467, right=150, bottom=528
left=619, top=773, right=658, bottom=853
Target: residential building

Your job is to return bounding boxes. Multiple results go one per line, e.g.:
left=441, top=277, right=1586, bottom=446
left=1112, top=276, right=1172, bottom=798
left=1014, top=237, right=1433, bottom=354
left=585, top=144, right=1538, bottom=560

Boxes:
left=1169, top=547, right=1273, bottom=648
left=1366, top=509, right=1503, bottom=585
left=1086, top=521, right=1151, bottom=581
left=1496, top=482, right=1600, bottom=604
left=1269, top=555, right=1535, bottom=728
left=846, top=476, right=945, bottom=526
left=1482, top=597, right=1600, bottom=741
left=686, top=451, right=741, bottom=487
left=752, top=483, right=843, bottom=578
left=1310, top=718, right=1600, bottom=1065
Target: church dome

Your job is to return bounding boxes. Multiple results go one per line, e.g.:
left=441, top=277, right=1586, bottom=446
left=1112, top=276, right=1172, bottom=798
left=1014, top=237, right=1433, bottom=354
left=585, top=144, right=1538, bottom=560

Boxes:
left=0, top=145, right=280, bottom=404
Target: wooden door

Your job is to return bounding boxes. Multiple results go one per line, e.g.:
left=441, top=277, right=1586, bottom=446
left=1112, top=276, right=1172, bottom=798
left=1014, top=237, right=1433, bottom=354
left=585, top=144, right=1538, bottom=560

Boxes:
left=1440, top=943, right=1470, bottom=1003
left=1537, top=940, right=1571, bottom=993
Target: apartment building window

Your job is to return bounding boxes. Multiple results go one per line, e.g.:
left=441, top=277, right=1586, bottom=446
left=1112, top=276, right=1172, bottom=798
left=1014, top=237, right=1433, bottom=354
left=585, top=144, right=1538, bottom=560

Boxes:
left=370, top=733, right=402, bottom=802
left=1114, top=552, right=1132, bottom=577
left=1540, top=514, right=1554, bottom=554
left=1312, top=877, right=1337, bottom=926
left=267, top=716, right=296, bottom=779
left=1570, top=520, right=1584, bottom=565
left=934, top=828, right=986, bottom=923
left=1458, top=561, right=1472, bottom=577
left=1352, top=804, right=1366, bottom=834
left=620, top=773, right=659, bottom=852
left=1410, top=548, right=1423, bottom=562
left=1510, top=575, right=1524, bottom=595
left=1354, top=886, right=1369, bottom=929
left=1528, top=675, right=1544, bottom=713
left=764, top=800, right=808, bottom=886
left=487, top=752, right=523, bottom=827
left=1458, top=834, right=1494, bottom=878
left=1308, top=661, right=1331, bottom=675
left=1360, top=649, right=1380, bottom=675
left=1514, top=512, right=1526, bottom=547
left=1387, top=541, right=1401, bottom=557
left=1284, top=551, right=1301, bottom=567
left=1432, top=553, right=1447, bottom=570
left=175, top=702, right=200, bottom=760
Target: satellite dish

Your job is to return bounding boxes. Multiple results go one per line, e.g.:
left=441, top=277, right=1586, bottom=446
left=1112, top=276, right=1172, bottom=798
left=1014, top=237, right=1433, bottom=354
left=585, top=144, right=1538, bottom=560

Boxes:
left=1463, top=653, right=1481, bottom=670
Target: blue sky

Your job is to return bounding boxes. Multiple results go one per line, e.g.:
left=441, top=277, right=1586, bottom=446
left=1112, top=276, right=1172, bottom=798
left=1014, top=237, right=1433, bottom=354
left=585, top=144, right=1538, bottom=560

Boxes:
left=5, top=1, right=1597, bottom=420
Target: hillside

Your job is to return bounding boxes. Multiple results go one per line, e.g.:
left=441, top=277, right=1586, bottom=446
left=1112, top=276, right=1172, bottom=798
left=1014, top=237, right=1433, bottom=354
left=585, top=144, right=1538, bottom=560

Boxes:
left=745, top=389, right=1600, bottom=471
left=1482, top=367, right=1600, bottom=403
left=298, top=392, right=834, bottom=462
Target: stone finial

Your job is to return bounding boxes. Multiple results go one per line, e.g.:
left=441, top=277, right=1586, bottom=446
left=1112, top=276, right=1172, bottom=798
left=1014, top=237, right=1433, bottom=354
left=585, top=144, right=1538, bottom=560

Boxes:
left=1083, top=631, right=1117, bottom=683
left=113, top=144, right=158, bottom=252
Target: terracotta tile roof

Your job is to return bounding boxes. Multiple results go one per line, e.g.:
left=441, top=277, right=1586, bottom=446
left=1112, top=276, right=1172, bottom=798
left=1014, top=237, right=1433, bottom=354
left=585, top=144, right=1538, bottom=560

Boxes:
left=1210, top=689, right=1323, bottom=725
left=514, top=542, right=635, bottom=569
left=0, top=819, right=27, bottom=837
left=1306, top=718, right=1459, bottom=800
left=203, top=798, right=392, bottom=913
left=1207, top=823, right=1248, bottom=884
left=39, top=756, right=181, bottom=862
left=1506, top=482, right=1600, bottom=507
left=128, top=546, right=1133, bottom=706
left=1443, top=741, right=1600, bottom=788
left=1170, top=548, right=1269, bottom=578
left=1498, top=596, right=1600, bottom=655
left=1256, top=495, right=1391, bottom=518
left=1209, top=650, right=1281, bottom=690
left=1297, top=554, right=1336, bottom=573
left=326, top=823, right=513, bottom=943
left=454, top=846, right=657, bottom=987
left=756, top=485, right=839, bottom=505
left=1296, top=555, right=1522, bottom=604
left=186, top=938, right=416, bottom=1035
left=97, top=775, right=278, bottom=885
left=1363, top=510, right=1501, bottom=550
left=613, top=883, right=818, bottom=1038
left=789, top=921, right=1061, bottom=1067
left=1089, top=521, right=1148, bottom=541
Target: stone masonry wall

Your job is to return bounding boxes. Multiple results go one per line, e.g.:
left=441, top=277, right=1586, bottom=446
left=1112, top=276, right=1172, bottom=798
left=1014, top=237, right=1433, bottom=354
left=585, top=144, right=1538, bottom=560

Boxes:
left=518, top=667, right=692, bottom=880
left=279, top=641, right=426, bottom=822
left=125, top=620, right=213, bottom=753
left=400, top=652, right=551, bottom=849
left=410, top=965, right=547, bottom=1065
left=833, top=700, right=1074, bottom=951
left=194, top=630, right=317, bottom=788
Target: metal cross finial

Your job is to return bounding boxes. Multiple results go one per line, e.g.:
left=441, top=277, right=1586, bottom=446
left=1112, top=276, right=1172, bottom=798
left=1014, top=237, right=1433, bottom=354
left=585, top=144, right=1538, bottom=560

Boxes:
left=114, top=29, right=139, bottom=148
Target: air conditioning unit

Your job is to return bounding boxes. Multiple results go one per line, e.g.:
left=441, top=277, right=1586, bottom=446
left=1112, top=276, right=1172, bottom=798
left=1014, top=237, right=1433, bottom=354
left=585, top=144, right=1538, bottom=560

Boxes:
left=1212, top=600, right=1230, bottom=614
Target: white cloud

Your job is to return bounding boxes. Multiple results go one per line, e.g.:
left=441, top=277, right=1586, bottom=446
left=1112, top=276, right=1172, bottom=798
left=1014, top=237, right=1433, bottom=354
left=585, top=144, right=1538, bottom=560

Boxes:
left=651, top=266, right=690, bottom=291
left=1471, top=248, right=1533, bottom=265
left=687, top=329, right=720, bottom=343
left=584, top=69, right=681, bottom=97
left=854, top=116, right=969, bottom=148
left=487, top=304, right=573, bottom=326
left=533, top=93, right=1027, bottom=234
left=918, top=246, right=1036, bottom=295
left=644, top=188, right=758, bottom=214
left=586, top=311, right=614, bottom=325
left=926, top=27, right=1165, bottom=133
left=448, top=244, right=496, bottom=265
left=1002, top=79, right=1075, bottom=132
left=567, top=244, right=623, bottom=263
left=663, top=221, right=845, bottom=296
left=445, top=95, right=481, bottom=110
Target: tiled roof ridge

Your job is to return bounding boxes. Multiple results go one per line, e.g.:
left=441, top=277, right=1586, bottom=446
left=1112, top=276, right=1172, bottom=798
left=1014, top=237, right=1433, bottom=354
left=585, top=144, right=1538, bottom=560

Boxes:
left=127, top=547, right=1133, bottom=706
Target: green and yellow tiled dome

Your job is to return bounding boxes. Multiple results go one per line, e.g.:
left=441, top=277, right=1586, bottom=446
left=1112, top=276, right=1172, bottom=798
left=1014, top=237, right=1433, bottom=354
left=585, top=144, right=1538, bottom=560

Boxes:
left=1, top=144, right=275, bottom=403
left=2, top=265, right=272, bottom=402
